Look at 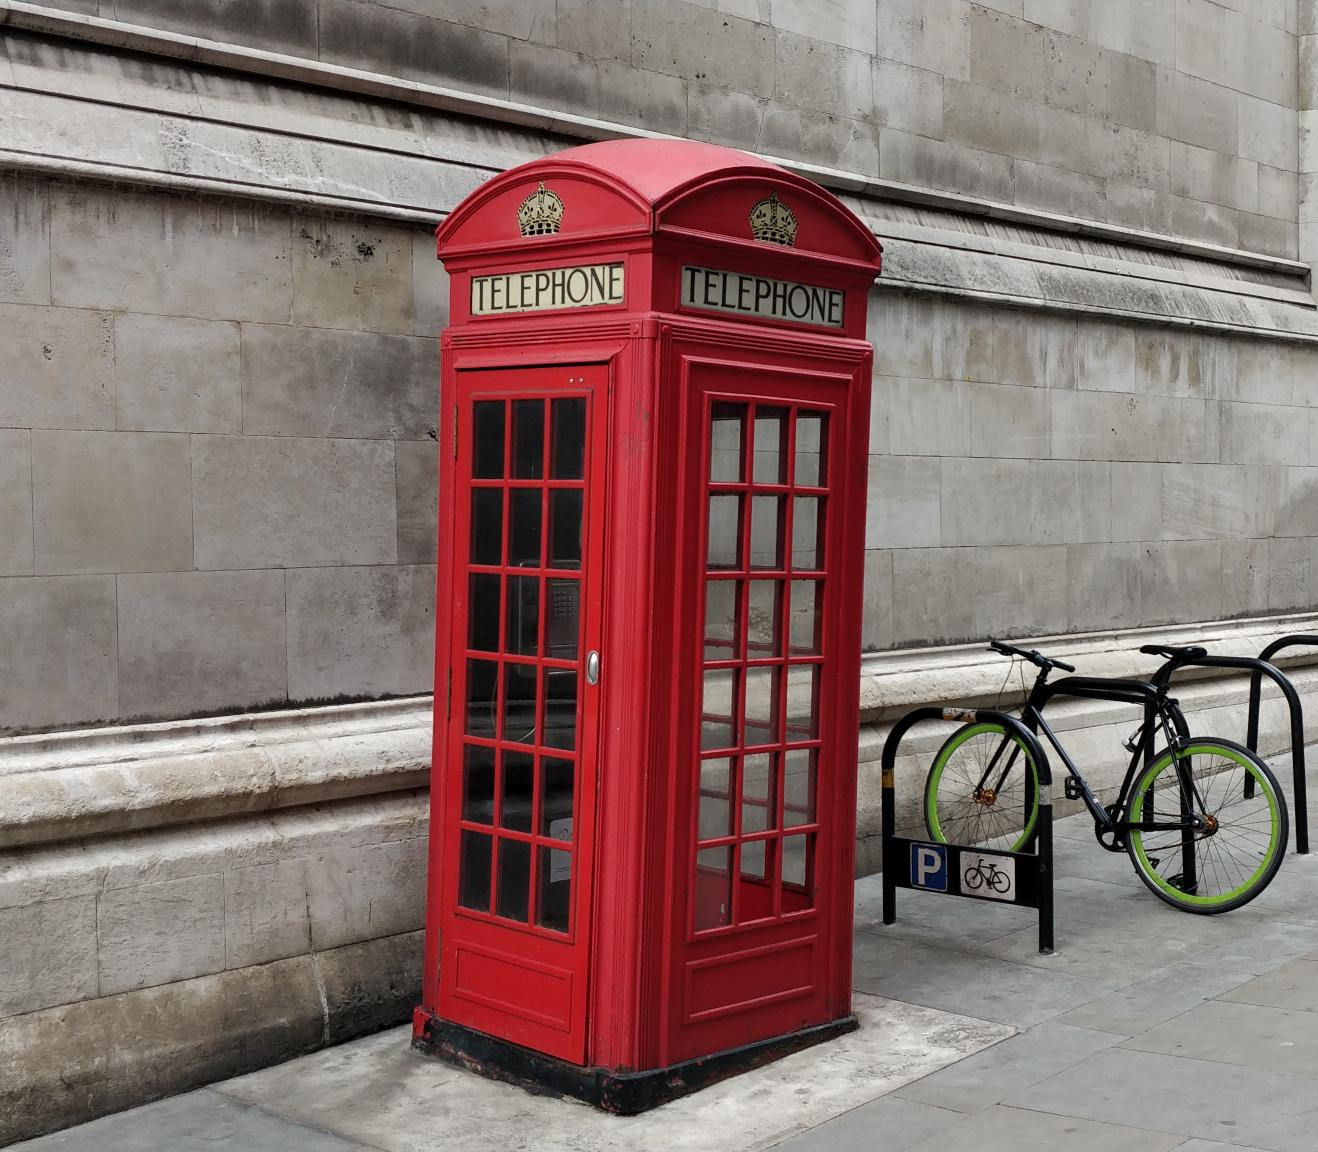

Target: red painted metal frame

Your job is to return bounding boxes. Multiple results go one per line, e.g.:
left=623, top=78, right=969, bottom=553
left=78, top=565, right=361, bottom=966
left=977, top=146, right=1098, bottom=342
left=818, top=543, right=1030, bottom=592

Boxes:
left=418, top=139, right=880, bottom=1088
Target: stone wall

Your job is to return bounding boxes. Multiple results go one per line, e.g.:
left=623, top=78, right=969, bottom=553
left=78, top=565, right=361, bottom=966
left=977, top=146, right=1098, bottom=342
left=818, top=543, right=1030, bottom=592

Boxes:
left=27, top=0, right=1302, bottom=257
left=0, top=174, right=447, bottom=734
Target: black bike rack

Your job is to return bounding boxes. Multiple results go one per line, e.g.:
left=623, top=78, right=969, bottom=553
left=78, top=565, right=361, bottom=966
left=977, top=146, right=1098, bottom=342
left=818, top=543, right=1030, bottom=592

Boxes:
left=882, top=707, right=1055, bottom=954
left=1149, top=651, right=1307, bottom=856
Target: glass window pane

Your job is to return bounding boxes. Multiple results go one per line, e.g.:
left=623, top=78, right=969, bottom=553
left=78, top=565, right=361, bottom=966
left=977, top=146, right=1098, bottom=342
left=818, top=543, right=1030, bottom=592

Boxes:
left=462, top=744, right=496, bottom=824
left=549, top=489, right=583, bottom=569
left=698, top=757, right=733, bottom=839
left=694, top=845, right=732, bottom=931
left=781, top=834, right=814, bottom=910
left=792, top=496, right=823, bottom=570
left=747, top=580, right=782, bottom=658
left=789, top=580, right=821, bottom=655
left=496, top=838, right=531, bottom=922
left=473, top=401, right=505, bottom=479
left=546, top=579, right=580, bottom=662
left=543, top=668, right=578, bottom=751
left=502, top=663, right=538, bottom=744
left=509, top=489, right=543, bottom=567
left=786, top=665, right=819, bottom=740
left=783, top=748, right=817, bottom=828
left=464, top=659, right=498, bottom=737
left=505, top=575, right=539, bottom=657
left=512, top=399, right=545, bottom=479
left=749, top=495, right=784, bottom=570
left=740, top=838, right=768, bottom=881
left=550, top=397, right=586, bottom=480
left=704, top=580, right=741, bottom=660
left=710, top=402, right=746, bottom=482
left=753, top=407, right=789, bottom=484
left=707, top=495, right=743, bottom=570
left=468, top=573, right=501, bottom=652
left=742, top=751, right=776, bottom=834
left=536, top=845, right=572, bottom=933
left=541, top=756, right=574, bottom=839
left=470, top=489, right=503, bottom=566
left=500, top=749, right=534, bottom=832
left=458, top=830, right=493, bottom=912
left=744, top=666, right=780, bottom=746
left=701, top=669, right=738, bottom=750
left=795, top=413, right=827, bottom=487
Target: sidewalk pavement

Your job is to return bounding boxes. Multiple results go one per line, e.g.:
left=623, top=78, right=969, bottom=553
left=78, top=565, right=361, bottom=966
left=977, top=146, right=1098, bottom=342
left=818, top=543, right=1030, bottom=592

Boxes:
left=17, top=755, right=1318, bottom=1152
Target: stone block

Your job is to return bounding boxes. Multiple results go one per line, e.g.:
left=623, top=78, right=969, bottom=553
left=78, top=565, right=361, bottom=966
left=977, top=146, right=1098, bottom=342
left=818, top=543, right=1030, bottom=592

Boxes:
left=240, top=324, right=437, bottom=441
left=1051, top=389, right=1185, bottom=462
left=556, top=0, right=631, bottom=60
left=1221, top=402, right=1310, bottom=466
left=225, top=861, right=312, bottom=970
left=1110, top=462, right=1163, bottom=542
left=1161, top=463, right=1262, bottom=540
left=1012, top=159, right=1107, bottom=221
left=597, top=60, right=689, bottom=136
left=886, top=377, right=971, bottom=457
left=1024, top=0, right=1088, bottom=36
left=1071, top=320, right=1138, bottom=393
left=971, top=7, right=1045, bottom=101
left=876, top=0, right=972, bottom=83
left=1106, top=51, right=1160, bottom=134
left=1222, top=538, right=1269, bottom=617
left=869, top=293, right=934, bottom=379
left=1238, top=211, right=1298, bottom=259
left=758, top=106, right=879, bottom=173
left=117, top=570, right=289, bottom=720
left=941, top=457, right=1080, bottom=546
left=1268, top=536, right=1311, bottom=610
left=31, top=430, right=192, bottom=575
left=862, top=549, right=894, bottom=651
left=687, top=83, right=767, bottom=151
left=891, top=545, right=1069, bottom=646
left=291, top=216, right=415, bottom=336
left=318, top=0, right=510, bottom=99
left=0, top=174, right=50, bottom=305
left=1174, top=0, right=1235, bottom=90
left=868, top=454, right=940, bottom=549
left=0, top=429, right=32, bottom=577
left=1271, top=467, right=1318, bottom=536
left=114, top=313, right=241, bottom=434
left=1167, top=73, right=1237, bottom=155
left=1232, top=338, right=1299, bottom=408
left=774, top=31, right=872, bottom=123
left=1090, top=0, right=1176, bottom=67
left=317, top=932, right=422, bottom=1044
left=1084, top=121, right=1170, bottom=192
left=0, top=576, right=117, bottom=732
left=771, top=0, right=876, bottom=49
left=287, top=565, right=435, bottom=701
left=967, top=380, right=1051, bottom=458
left=98, top=874, right=226, bottom=995
left=873, top=58, right=943, bottom=138
left=1260, top=165, right=1300, bottom=220
left=1237, top=94, right=1298, bottom=171
left=878, top=131, right=1015, bottom=203
left=510, top=41, right=598, bottom=118
left=1042, top=30, right=1108, bottom=119
left=192, top=436, right=397, bottom=570
left=304, top=837, right=426, bottom=951
left=1134, top=328, right=1234, bottom=400
left=50, top=185, right=293, bottom=323
left=1169, top=143, right=1258, bottom=213
left=0, top=303, right=113, bottom=430
left=396, top=440, right=438, bottom=565
left=944, top=79, right=1089, bottom=174
left=0, top=896, right=97, bottom=1018
left=380, top=0, right=555, bottom=41
left=633, top=0, right=775, bottom=98
left=109, top=0, right=318, bottom=56
left=412, top=233, right=450, bottom=338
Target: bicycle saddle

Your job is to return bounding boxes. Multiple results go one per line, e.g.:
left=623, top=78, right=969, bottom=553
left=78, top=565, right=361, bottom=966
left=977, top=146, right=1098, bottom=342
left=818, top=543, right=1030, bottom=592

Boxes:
left=1139, top=643, right=1207, bottom=661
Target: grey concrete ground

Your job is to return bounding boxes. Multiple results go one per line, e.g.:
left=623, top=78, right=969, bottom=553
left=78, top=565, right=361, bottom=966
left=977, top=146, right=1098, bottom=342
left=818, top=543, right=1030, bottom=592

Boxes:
left=19, top=755, right=1318, bottom=1152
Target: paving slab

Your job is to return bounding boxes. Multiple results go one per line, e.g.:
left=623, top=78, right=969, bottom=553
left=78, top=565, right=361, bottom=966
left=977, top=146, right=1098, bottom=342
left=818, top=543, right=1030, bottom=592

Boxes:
left=1221, top=957, right=1318, bottom=1012
left=1055, top=958, right=1256, bottom=1036
left=762, top=1095, right=965, bottom=1152
left=901, top=1104, right=1184, bottom=1152
left=1123, top=998, right=1318, bottom=1077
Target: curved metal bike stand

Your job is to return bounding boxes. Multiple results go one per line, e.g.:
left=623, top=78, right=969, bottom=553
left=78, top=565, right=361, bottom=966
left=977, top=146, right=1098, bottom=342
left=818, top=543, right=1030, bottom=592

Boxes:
left=1150, top=652, right=1307, bottom=856
left=881, top=707, right=1055, bottom=955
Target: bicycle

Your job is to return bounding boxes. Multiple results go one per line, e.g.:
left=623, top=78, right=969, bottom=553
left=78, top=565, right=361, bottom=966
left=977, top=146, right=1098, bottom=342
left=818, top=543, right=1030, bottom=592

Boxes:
left=963, top=859, right=1011, bottom=894
left=922, top=640, right=1289, bottom=914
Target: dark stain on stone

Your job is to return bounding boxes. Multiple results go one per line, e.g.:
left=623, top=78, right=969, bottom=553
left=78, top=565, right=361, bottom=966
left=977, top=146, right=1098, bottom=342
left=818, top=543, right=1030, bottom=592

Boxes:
left=41, top=344, right=52, bottom=360
left=355, top=241, right=376, bottom=260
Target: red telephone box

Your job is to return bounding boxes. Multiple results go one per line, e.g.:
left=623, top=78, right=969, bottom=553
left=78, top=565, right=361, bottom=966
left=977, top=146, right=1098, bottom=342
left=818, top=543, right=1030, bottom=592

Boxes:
left=414, top=138, right=882, bottom=1110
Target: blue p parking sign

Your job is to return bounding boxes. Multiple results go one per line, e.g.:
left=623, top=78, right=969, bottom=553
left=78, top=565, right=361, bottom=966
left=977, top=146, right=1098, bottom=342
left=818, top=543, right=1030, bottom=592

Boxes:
left=910, top=843, right=948, bottom=892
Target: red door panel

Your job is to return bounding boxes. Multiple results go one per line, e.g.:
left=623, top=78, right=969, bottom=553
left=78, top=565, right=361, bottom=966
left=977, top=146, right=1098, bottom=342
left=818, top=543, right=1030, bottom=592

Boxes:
left=439, top=363, right=608, bottom=1063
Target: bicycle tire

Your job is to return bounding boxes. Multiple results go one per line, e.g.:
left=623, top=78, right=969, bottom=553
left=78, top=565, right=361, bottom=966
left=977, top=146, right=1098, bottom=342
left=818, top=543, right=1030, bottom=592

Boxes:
left=963, top=866, right=983, bottom=890
left=1125, top=737, right=1288, bottom=914
left=924, top=721, right=1039, bottom=852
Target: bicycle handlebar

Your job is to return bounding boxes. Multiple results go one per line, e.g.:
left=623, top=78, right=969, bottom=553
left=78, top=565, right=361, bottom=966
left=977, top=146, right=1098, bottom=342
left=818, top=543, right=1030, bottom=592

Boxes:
left=989, top=640, right=1076, bottom=673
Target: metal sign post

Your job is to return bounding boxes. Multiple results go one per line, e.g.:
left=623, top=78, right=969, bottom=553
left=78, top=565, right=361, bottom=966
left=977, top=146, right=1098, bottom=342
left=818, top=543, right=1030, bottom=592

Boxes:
left=881, top=707, right=1055, bottom=954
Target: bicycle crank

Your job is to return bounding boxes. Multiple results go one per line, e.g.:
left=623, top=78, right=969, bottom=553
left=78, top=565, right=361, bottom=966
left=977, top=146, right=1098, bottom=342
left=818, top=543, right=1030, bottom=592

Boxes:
left=1094, top=803, right=1127, bottom=852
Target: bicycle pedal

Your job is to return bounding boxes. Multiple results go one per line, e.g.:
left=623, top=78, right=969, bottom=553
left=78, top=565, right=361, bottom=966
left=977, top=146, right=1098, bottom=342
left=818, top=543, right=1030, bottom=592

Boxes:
left=1064, top=777, right=1084, bottom=801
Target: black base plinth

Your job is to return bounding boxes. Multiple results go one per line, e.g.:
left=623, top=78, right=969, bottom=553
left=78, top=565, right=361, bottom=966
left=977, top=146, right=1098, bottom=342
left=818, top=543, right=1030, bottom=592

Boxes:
left=412, top=1011, right=859, bottom=1115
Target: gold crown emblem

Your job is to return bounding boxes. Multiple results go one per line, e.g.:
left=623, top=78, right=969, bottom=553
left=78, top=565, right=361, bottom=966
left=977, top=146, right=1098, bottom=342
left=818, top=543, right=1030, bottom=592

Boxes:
left=517, top=182, right=564, bottom=236
left=749, top=191, right=797, bottom=246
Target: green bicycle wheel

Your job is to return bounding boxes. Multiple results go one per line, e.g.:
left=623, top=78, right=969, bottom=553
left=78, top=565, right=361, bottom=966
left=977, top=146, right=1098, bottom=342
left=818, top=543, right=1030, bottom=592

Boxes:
left=924, top=722, right=1039, bottom=852
left=1126, top=738, right=1287, bottom=914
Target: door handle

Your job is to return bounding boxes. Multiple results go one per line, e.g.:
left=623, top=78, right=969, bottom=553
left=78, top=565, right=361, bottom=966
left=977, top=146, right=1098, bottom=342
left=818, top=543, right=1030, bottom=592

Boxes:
left=586, top=650, right=601, bottom=685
